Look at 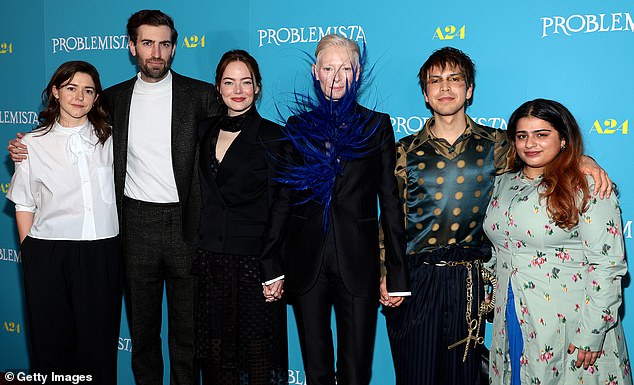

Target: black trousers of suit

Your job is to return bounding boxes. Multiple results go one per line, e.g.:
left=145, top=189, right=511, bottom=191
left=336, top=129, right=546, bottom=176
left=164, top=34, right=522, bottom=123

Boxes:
left=290, top=230, right=378, bottom=385
left=21, top=236, right=121, bottom=385
left=122, top=197, right=197, bottom=385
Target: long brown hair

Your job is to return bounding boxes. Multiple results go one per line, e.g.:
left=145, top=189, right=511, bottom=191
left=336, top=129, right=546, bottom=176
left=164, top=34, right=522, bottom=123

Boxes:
left=506, top=99, right=589, bottom=229
left=37, top=61, right=110, bottom=144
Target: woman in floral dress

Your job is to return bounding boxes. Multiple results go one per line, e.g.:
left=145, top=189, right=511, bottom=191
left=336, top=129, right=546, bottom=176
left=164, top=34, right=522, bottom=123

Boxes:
left=483, top=99, right=631, bottom=385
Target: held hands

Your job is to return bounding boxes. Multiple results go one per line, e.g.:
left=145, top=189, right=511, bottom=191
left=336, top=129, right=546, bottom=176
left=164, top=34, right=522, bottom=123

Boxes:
left=568, top=343, right=601, bottom=369
left=379, top=276, right=404, bottom=308
left=580, top=156, right=612, bottom=199
left=263, top=280, right=284, bottom=302
left=8, top=132, right=27, bottom=162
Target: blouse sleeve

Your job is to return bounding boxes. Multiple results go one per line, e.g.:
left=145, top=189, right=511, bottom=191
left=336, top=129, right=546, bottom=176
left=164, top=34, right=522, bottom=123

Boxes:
left=6, top=139, right=36, bottom=213
left=570, top=186, right=627, bottom=351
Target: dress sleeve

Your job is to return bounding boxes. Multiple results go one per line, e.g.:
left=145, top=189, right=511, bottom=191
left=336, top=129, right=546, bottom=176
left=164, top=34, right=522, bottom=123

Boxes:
left=570, top=186, right=627, bottom=351
left=483, top=175, right=503, bottom=276
left=6, top=138, right=36, bottom=212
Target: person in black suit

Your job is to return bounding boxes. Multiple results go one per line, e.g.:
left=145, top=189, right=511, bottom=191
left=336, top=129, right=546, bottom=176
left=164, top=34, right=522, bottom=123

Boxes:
left=262, top=34, right=410, bottom=385
left=192, top=50, right=287, bottom=385
left=102, top=10, right=218, bottom=385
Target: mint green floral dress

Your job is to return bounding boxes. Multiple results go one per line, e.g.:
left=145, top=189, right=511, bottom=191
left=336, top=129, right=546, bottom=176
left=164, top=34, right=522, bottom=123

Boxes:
left=483, top=172, right=631, bottom=385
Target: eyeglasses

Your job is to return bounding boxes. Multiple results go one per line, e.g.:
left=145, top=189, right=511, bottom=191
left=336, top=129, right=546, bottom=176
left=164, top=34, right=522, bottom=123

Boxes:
left=426, top=74, right=465, bottom=86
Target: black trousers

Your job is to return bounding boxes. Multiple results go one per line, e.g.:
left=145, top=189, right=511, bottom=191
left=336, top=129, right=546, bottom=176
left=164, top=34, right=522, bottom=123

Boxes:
left=384, top=258, right=485, bottom=385
left=21, top=236, right=121, bottom=385
left=122, top=197, right=197, bottom=385
left=290, top=232, right=378, bottom=385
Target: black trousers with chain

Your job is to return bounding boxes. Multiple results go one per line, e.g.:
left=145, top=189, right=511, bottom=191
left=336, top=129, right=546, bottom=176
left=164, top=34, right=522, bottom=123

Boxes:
left=384, top=250, right=486, bottom=385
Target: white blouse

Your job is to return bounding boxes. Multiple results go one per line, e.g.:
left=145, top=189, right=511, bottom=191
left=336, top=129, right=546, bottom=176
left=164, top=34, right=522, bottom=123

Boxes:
left=7, top=121, right=118, bottom=240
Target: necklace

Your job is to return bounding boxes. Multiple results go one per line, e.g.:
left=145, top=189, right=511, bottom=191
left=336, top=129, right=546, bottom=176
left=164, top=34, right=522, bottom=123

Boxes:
left=521, top=169, right=541, bottom=181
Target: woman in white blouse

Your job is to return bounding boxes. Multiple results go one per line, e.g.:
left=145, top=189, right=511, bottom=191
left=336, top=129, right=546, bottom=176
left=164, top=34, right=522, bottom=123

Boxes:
left=7, top=61, right=120, bottom=384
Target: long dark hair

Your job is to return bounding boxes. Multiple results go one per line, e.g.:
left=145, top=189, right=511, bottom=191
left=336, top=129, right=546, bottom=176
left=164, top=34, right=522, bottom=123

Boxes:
left=506, top=98, right=589, bottom=229
left=37, top=61, right=110, bottom=144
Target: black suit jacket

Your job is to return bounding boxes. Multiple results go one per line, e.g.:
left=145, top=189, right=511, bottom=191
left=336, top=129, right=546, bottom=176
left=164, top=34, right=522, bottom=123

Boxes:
left=102, top=71, right=219, bottom=245
left=262, top=105, right=409, bottom=297
left=197, top=109, right=285, bottom=282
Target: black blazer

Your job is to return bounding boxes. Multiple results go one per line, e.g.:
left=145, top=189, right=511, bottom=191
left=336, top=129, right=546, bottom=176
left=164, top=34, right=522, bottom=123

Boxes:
left=197, top=109, right=285, bottom=282
left=262, top=105, right=410, bottom=297
left=102, top=71, right=219, bottom=245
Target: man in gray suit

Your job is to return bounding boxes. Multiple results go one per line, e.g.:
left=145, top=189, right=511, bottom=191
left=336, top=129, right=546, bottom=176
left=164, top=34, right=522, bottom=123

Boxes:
left=102, top=10, right=218, bottom=385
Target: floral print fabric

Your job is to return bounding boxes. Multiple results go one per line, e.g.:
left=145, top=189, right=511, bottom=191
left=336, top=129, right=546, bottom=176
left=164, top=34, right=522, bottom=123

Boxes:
left=483, top=172, right=631, bottom=385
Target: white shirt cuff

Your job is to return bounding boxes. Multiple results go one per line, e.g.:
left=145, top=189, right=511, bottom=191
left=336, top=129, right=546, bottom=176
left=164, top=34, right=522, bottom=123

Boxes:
left=15, top=204, right=36, bottom=212
left=262, top=275, right=285, bottom=286
left=388, top=291, right=411, bottom=297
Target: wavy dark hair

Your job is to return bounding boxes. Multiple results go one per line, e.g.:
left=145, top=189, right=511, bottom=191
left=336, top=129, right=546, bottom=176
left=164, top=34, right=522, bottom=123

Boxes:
left=215, top=49, right=263, bottom=109
left=36, top=61, right=110, bottom=144
left=418, top=46, right=476, bottom=105
left=506, top=98, right=589, bottom=229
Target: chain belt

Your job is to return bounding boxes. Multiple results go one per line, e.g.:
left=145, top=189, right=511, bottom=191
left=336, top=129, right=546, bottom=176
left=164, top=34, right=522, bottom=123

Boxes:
left=426, top=259, right=497, bottom=362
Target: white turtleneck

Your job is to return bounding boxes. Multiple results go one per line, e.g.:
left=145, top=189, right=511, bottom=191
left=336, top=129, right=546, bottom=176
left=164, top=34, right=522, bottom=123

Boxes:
left=125, top=71, right=178, bottom=203
left=7, top=121, right=118, bottom=240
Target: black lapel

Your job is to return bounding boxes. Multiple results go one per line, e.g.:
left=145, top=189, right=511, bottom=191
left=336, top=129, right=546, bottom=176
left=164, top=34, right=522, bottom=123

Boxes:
left=215, top=110, right=263, bottom=186
left=332, top=104, right=370, bottom=191
left=111, top=77, right=135, bottom=198
left=200, top=117, right=227, bottom=204
left=170, top=72, right=192, bottom=196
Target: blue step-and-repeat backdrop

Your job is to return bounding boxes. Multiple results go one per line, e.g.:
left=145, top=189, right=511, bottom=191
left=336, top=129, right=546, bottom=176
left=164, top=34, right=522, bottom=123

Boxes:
left=1, top=1, right=632, bottom=384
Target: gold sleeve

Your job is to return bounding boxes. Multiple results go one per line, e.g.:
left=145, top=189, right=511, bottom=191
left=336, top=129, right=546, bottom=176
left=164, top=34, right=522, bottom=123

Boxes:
left=493, top=129, right=512, bottom=175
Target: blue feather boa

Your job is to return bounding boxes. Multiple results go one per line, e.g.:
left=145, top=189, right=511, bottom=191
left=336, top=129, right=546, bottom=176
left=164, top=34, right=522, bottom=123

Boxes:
left=276, top=46, right=380, bottom=228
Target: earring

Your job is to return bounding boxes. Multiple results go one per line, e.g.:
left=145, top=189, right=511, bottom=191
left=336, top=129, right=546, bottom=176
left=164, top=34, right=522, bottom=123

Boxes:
left=560, top=144, right=566, bottom=151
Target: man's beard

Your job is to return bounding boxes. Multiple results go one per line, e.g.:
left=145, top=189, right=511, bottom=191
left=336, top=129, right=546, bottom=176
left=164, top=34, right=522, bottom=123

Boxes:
left=138, top=56, right=173, bottom=80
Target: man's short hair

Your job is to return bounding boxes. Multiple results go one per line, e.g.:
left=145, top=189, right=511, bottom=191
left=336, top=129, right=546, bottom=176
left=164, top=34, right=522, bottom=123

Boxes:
left=418, top=47, right=475, bottom=103
left=127, top=9, right=178, bottom=45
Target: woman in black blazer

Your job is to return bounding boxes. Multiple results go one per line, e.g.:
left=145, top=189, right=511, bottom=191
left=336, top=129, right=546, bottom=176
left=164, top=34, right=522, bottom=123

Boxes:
left=192, top=50, right=287, bottom=385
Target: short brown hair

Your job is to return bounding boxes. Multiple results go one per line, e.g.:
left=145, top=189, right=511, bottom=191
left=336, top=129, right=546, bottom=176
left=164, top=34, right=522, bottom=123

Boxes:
left=127, top=10, right=178, bottom=44
left=418, top=46, right=475, bottom=104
